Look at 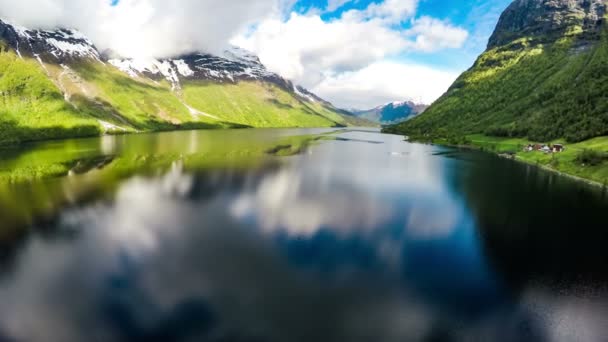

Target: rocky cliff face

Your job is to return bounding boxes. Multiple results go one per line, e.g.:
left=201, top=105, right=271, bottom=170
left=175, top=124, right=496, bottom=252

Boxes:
left=107, top=47, right=294, bottom=92
left=0, top=20, right=101, bottom=62
left=489, top=0, right=607, bottom=47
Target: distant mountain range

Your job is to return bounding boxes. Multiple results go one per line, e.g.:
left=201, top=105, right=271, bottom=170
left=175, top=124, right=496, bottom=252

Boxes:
left=386, top=0, right=608, bottom=143
left=0, top=19, right=371, bottom=145
left=352, top=101, right=428, bottom=125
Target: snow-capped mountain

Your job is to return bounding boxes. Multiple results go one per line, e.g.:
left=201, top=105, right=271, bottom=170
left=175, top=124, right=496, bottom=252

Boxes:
left=0, top=20, right=101, bottom=62
left=0, top=18, right=371, bottom=145
left=0, top=19, right=322, bottom=102
left=352, top=101, right=428, bottom=125
left=107, top=47, right=294, bottom=91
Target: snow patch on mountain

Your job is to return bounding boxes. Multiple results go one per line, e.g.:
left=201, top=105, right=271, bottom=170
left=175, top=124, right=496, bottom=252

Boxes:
left=174, top=59, right=194, bottom=77
left=352, top=100, right=428, bottom=124
left=1, top=19, right=101, bottom=62
left=293, top=84, right=317, bottom=103
left=0, top=19, right=337, bottom=108
left=107, top=46, right=284, bottom=90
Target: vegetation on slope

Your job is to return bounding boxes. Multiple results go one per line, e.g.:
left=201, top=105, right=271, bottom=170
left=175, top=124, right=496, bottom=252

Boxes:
left=182, top=81, right=344, bottom=128
left=386, top=31, right=608, bottom=143
left=0, top=51, right=101, bottom=145
left=0, top=45, right=364, bottom=146
left=71, top=62, right=220, bottom=131
left=462, top=134, right=608, bottom=185
left=383, top=14, right=608, bottom=185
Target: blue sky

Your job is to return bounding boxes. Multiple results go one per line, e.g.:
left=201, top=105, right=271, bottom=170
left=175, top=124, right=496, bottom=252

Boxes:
left=298, top=0, right=513, bottom=70
left=3, top=0, right=515, bottom=108
left=233, top=0, right=514, bottom=107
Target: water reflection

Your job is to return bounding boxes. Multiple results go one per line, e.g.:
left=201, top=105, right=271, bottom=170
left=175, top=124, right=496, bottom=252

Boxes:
left=0, top=129, right=607, bottom=341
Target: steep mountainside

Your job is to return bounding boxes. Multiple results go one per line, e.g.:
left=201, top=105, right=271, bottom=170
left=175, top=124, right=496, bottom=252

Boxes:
left=0, top=20, right=365, bottom=145
left=386, top=0, right=608, bottom=143
left=353, top=101, right=427, bottom=124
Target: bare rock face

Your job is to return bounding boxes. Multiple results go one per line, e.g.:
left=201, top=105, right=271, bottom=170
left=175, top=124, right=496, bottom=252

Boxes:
left=488, top=0, right=607, bottom=48
left=0, top=19, right=102, bottom=62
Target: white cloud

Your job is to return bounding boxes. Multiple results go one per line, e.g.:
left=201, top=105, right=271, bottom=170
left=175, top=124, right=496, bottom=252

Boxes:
left=406, top=16, right=470, bottom=52
left=0, top=0, right=277, bottom=58
left=0, top=0, right=469, bottom=108
left=326, top=0, right=353, bottom=12
left=233, top=13, right=409, bottom=86
left=342, top=0, right=418, bottom=23
left=312, top=61, right=459, bottom=109
left=235, top=0, right=468, bottom=108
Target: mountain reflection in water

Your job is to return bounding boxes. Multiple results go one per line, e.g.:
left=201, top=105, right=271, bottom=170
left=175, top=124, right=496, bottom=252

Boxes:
left=0, top=128, right=607, bottom=342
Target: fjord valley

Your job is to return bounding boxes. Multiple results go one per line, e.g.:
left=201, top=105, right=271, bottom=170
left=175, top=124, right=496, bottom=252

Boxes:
left=351, top=101, right=428, bottom=125
left=386, top=0, right=608, bottom=184
left=1, top=0, right=608, bottom=341
left=0, top=20, right=367, bottom=145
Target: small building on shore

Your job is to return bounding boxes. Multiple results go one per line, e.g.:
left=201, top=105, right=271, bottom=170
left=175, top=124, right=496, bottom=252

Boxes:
left=553, top=144, right=565, bottom=153
left=524, top=143, right=566, bottom=153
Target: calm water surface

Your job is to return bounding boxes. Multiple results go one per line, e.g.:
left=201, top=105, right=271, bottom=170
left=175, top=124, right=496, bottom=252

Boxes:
left=0, top=128, right=607, bottom=342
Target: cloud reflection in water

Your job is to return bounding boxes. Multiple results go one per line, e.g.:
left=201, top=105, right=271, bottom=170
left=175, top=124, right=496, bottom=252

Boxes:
left=0, top=130, right=606, bottom=341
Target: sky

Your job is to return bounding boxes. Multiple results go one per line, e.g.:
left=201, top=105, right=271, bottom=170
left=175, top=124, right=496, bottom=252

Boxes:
left=0, top=0, right=513, bottom=109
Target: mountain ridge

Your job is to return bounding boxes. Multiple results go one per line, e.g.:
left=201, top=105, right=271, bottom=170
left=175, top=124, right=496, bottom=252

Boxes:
left=352, top=101, right=428, bottom=125
left=0, top=19, right=370, bottom=145
left=386, top=0, right=608, bottom=143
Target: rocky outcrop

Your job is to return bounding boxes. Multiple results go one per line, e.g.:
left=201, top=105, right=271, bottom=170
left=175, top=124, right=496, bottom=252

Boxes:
left=0, top=19, right=102, bottom=62
left=488, top=0, right=607, bottom=47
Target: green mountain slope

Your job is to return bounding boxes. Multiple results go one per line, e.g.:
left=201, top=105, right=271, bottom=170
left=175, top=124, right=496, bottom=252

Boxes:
left=0, top=51, right=102, bottom=144
left=386, top=0, right=608, bottom=143
left=0, top=21, right=370, bottom=146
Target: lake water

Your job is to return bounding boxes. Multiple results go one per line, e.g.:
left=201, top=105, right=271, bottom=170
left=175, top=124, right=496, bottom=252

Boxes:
left=0, top=128, right=607, bottom=342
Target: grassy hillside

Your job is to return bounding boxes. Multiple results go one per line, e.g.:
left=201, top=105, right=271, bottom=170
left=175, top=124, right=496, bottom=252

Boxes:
left=0, top=47, right=361, bottom=146
left=383, top=15, right=608, bottom=185
left=386, top=31, right=608, bottom=143
left=464, top=134, right=608, bottom=185
left=0, top=51, right=101, bottom=145
left=182, top=81, right=344, bottom=128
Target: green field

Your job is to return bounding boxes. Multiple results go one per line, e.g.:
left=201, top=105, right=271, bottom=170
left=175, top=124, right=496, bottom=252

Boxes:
left=465, top=134, right=608, bottom=185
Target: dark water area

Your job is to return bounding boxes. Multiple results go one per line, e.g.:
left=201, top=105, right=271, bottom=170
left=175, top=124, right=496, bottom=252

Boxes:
left=0, top=128, right=607, bottom=342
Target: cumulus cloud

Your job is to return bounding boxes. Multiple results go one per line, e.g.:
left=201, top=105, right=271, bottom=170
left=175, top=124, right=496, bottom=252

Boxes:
left=235, top=0, right=468, bottom=108
left=311, top=61, right=459, bottom=109
left=0, top=0, right=277, bottom=58
left=0, top=0, right=470, bottom=108
left=233, top=13, right=409, bottom=86
left=406, top=16, right=470, bottom=52
left=342, top=0, right=418, bottom=23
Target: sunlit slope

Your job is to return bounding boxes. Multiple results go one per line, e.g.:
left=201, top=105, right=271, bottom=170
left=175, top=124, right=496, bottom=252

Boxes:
left=0, top=49, right=358, bottom=145
left=182, top=81, right=344, bottom=128
left=0, top=50, right=101, bottom=144
left=387, top=31, right=608, bottom=143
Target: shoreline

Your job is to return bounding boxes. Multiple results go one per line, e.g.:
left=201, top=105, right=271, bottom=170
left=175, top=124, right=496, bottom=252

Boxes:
left=431, top=141, right=608, bottom=190
left=0, top=124, right=359, bottom=150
